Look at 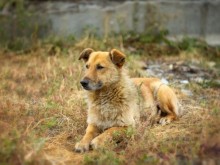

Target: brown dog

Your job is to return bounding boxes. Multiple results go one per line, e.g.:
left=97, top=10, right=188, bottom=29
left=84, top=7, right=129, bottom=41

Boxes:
left=75, top=48, right=181, bottom=152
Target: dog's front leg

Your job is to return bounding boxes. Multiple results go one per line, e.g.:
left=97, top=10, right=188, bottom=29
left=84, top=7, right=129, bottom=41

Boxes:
left=91, top=126, right=127, bottom=150
left=75, top=124, right=99, bottom=152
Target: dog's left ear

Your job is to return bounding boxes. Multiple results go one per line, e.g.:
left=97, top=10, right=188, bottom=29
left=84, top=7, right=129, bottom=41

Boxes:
left=109, top=49, right=126, bottom=68
left=79, top=48, right=94, bottom=62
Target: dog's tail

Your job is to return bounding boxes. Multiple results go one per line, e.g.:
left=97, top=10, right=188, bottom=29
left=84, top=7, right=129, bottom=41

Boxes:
left=153, top=82, right=183, bottom=118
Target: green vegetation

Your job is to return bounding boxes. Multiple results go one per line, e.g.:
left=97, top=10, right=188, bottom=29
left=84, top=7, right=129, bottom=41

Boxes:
left=84, top=150, right=122, bottom=165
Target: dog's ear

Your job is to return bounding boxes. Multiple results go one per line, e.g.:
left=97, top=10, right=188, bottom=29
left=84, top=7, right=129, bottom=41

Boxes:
left=109, top=49, right=126, bottom=68
left=79, top=48, right=94, bottom=62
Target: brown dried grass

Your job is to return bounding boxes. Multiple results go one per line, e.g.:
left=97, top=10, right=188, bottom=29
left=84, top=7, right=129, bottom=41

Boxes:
left=0, top=42, right=219, bottom=165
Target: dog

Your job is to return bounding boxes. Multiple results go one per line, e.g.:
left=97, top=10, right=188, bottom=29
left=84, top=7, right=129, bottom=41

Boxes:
left=75, top=48, right=181, bottom=152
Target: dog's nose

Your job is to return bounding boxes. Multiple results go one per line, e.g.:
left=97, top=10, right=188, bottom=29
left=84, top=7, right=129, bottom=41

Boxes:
left=80, top=79, right=89, bottom=87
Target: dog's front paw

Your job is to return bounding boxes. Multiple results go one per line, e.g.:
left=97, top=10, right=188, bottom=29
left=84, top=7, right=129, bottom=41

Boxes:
left=75, top=141, right=90, bottom=153
left=90, top=137, right=105, bottom=150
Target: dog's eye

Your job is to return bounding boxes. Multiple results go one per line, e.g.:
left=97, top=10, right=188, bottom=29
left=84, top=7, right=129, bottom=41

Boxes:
left=85, top=64, right=89, bottom=69
left=97, top=65, right=104, bottom=70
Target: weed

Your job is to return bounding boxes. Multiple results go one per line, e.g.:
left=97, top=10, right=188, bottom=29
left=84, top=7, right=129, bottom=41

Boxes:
left=0, top=137, right=17, bottom=162
left=84, top=149, right=122, bottom=165
left=177, top=37, right=199, bottom=52
left=125, top=126, right=135, bottom=138
left=33, top=137, right=47, bottom=152
left=199, top=80, right=220, bottom=88
left=42, top=117, right=58, bottom=130
left=137, top=154, right=159, bottom=165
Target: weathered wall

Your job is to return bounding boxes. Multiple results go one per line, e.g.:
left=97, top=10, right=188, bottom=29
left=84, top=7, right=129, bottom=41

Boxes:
left=1, top=0, right=220, bottom=45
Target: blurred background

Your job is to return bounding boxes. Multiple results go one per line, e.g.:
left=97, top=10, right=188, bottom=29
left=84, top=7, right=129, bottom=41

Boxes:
left=0, top=0, right=220, bottom=50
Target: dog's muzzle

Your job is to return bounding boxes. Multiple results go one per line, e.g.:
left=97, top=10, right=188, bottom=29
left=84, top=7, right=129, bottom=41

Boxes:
left=80, top=79, right=89, bottom=89
left=80, top=78, right=103, bottom=91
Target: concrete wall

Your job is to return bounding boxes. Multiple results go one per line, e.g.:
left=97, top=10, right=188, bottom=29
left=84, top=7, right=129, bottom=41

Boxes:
left=1, top=0, right=220, bottom=45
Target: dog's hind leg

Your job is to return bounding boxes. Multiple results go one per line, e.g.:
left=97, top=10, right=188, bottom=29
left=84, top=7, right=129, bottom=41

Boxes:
left=158, top=103, right=178, bottom=125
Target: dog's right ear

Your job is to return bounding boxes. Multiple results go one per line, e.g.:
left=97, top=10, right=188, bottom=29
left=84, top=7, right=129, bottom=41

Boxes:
left=78, top=48, right=94, bottom=62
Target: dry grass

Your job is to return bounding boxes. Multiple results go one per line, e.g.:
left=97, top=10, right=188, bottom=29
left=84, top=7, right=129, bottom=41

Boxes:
left=0, top=37, right=219, bottom=165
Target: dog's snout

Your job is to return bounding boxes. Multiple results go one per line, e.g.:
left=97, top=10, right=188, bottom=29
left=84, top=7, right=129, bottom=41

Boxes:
left=80, top=79, right=89, bottom=87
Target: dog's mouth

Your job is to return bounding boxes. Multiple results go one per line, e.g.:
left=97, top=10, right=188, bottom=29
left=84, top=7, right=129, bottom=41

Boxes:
left=80, top=79, right=103, bottom=91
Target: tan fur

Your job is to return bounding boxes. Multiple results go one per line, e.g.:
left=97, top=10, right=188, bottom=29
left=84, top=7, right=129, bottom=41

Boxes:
left=75, top=48, right=181, bottom=152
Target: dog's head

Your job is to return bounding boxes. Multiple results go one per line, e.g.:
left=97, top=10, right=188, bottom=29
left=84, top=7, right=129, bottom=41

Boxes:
left=79, top=48, right=126, bottom=91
